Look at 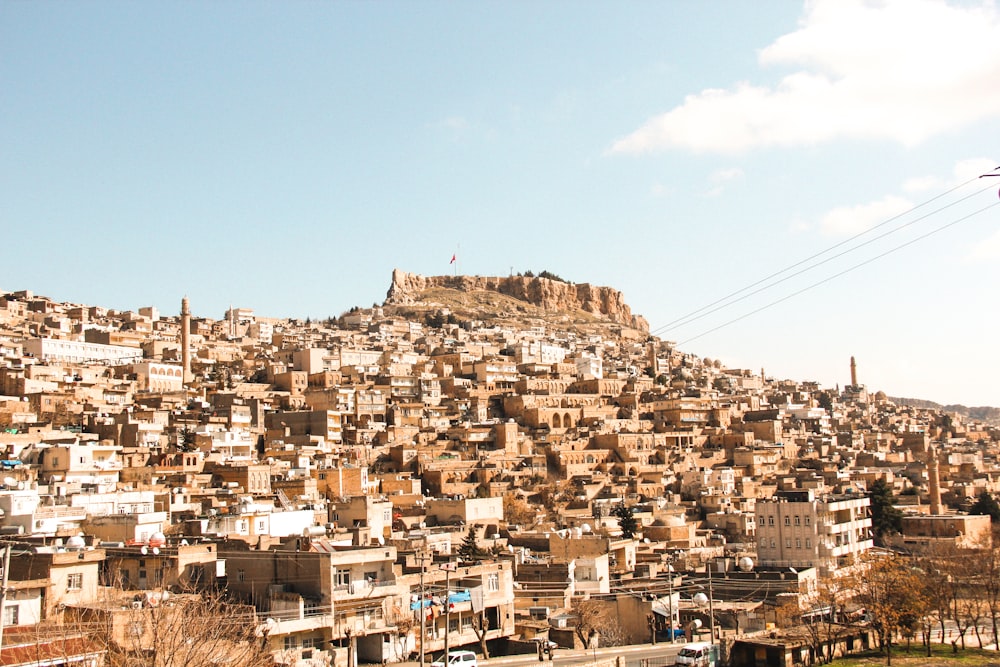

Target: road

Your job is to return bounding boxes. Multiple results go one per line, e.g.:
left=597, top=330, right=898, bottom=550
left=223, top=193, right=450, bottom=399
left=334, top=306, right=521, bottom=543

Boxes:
left=479, top=642, right=684, bottom=667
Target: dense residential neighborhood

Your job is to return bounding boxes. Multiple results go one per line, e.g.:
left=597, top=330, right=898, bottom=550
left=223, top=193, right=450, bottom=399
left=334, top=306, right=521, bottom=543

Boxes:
left=0, top=275, right=997, bottom=667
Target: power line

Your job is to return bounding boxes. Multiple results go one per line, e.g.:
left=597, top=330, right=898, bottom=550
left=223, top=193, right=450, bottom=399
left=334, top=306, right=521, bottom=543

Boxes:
left=651, top=172, right=998, bottom=339
left=677, top=200, right=1000, bottom=346
left=657, top=181, right=998, bottom=336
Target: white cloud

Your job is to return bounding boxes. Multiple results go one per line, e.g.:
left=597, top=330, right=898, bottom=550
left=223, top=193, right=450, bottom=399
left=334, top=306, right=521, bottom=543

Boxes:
left=710, top=167, right=744, bottom=184
left=819, top=195, right=912, bottom=236
left=610, top=0, right=1000, bottom=155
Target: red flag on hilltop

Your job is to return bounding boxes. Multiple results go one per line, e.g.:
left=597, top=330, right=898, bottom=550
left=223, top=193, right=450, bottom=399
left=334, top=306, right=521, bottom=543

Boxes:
left=450, top=254, right=456, bottom=264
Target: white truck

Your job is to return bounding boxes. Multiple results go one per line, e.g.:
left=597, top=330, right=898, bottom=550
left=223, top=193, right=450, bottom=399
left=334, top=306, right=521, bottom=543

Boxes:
left=673, top=642, right=719, bottom=667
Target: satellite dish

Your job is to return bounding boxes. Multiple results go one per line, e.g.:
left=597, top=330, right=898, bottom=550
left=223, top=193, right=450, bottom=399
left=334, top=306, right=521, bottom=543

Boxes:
left=693, top=593, right=709, bottom=607
left=3, top=477, right=16, bottom=487
left=140, top=546, right=148, bottom=555
left=152, top=547, right=160, bottom=555
left=738, top=556, right=754, bottom=572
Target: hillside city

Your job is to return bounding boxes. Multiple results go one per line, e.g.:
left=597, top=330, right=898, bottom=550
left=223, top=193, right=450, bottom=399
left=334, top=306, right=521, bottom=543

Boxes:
left=0, top=273, right=998, bottom=667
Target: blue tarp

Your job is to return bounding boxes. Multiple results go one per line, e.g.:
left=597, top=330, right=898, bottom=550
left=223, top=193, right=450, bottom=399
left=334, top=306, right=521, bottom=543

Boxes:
left=410, top=589, right=472, bottom=611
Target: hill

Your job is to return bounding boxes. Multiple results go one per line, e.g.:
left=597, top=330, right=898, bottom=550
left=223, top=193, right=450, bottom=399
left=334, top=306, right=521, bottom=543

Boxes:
left=382, top=268, right=649, bottom=337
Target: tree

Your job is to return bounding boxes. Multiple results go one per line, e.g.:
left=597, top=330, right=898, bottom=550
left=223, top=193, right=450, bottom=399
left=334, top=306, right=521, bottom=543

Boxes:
left=457, top=525, right=485, bottom=562
left=176, top=426, right=196, bottom=452
left=571, top=599, right=626, bottom=649
left=470, top=611, right=491, bottom=659
left=850, top=552, right=929, bottom=666
left=980, top=527, right=1000, bottom=651
left=795, top=574, right=853, bottom=664
left=503, top=492, right=536, bottom=528
left=611, top=502, right=638, bottom=539
left=868, top=478, right=903, bottom=546
left=969, top=492, right=1000, bottom=523
left=64, top=590, right=274, bottom=667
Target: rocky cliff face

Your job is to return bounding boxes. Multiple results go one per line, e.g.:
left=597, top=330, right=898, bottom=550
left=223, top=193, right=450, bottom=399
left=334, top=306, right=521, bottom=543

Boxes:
left=385, top=269, right=649, bottom=332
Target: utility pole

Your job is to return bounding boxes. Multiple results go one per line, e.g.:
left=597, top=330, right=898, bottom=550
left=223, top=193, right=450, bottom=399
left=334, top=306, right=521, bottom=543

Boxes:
left=441, top=561, right=457, bottom=667
left=667, top=563, right=675, bottom=643
left=707, top=562, right=716, bottom=644
left=418, top=552, right=428, bottom=667
left=0, top=544, right=10, bottom=655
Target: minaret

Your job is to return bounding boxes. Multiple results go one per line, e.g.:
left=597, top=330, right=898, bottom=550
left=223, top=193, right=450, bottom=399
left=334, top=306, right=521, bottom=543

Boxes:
left=928, top=446, right=943, bottom=515
left=181, top=296, right=191, bottom=385
left=850, top=356, right=858, bottom=387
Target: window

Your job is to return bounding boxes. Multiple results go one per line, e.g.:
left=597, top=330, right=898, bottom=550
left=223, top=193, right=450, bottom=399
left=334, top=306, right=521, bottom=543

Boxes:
left=770, top=539, right=776, bottom=548
left=805, top=538, right=812, bottom=548
left=758, top=516, right=765, bottom=526
left=805, top=516, right=811, bottom=526
left=238, top=569, right=245, bottom=582
left=284, top=637, right=299, bottom=651
left=487, top=573, right=499, bottom=592
left=67, top=573, right=83, bottom=591
left=334, top=569, right=350, bottom=588
left=785, top=539, right=792, bottom=549
left=3, top=605, right=18, bottom=626
left=784, top=516, right=790, bottom=526
left=768, top=516, right=774, bottom=526
left=795, top=538, right=801, bottom=549
left=794, top=516, right=800, bottom=526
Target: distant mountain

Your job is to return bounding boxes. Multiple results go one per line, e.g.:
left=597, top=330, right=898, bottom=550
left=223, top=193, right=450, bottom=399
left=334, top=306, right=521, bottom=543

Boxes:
left=890, top=397, right=1000, bottom=423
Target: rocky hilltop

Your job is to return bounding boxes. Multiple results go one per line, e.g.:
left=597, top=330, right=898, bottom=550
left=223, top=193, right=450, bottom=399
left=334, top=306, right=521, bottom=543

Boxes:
left=385, top=268, right=649, bottom=332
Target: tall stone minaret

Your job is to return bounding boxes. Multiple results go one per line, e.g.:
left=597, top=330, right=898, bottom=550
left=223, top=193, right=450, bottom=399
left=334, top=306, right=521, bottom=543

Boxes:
left=181, top=296, right=192, bottom=385
left=850, top=356, right=858, bottom=387
left=928, top=446, right=943, bottom=515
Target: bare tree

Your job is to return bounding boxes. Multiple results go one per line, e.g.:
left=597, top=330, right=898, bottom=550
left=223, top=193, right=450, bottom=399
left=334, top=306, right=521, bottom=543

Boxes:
left=470, top=611, right=491, bottom=659
left=571, top=598, right=627, bottom=649
left=72, top=591, right=273, bottom=667
left=982, top=530, right=1000, bottom=649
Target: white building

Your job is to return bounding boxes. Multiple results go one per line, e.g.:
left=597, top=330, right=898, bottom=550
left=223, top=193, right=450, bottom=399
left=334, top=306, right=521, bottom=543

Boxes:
left=755, top=489, right=873, bottom=577
left=130, top=361, right=184, bottom=392
left=23, top=338, right=142, bottom=365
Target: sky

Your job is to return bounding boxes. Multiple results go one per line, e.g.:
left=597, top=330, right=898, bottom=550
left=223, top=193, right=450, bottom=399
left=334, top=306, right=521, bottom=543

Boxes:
left=3, top=0, right=1000, bottom=407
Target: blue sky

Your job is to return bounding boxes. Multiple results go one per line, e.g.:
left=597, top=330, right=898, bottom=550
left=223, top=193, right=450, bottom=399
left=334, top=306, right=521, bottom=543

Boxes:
left=3, top=1, right=1000, bottom=407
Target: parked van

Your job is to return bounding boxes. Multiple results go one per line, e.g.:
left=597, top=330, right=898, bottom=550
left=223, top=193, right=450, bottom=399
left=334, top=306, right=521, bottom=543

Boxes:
left=431, top=650, right=478, bottom=667
left=674, top=642, right=719, bottom=667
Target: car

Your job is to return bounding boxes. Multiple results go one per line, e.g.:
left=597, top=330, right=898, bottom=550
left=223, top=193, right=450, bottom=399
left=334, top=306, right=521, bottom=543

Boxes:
left=431, top=650, right=478, bottom=667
